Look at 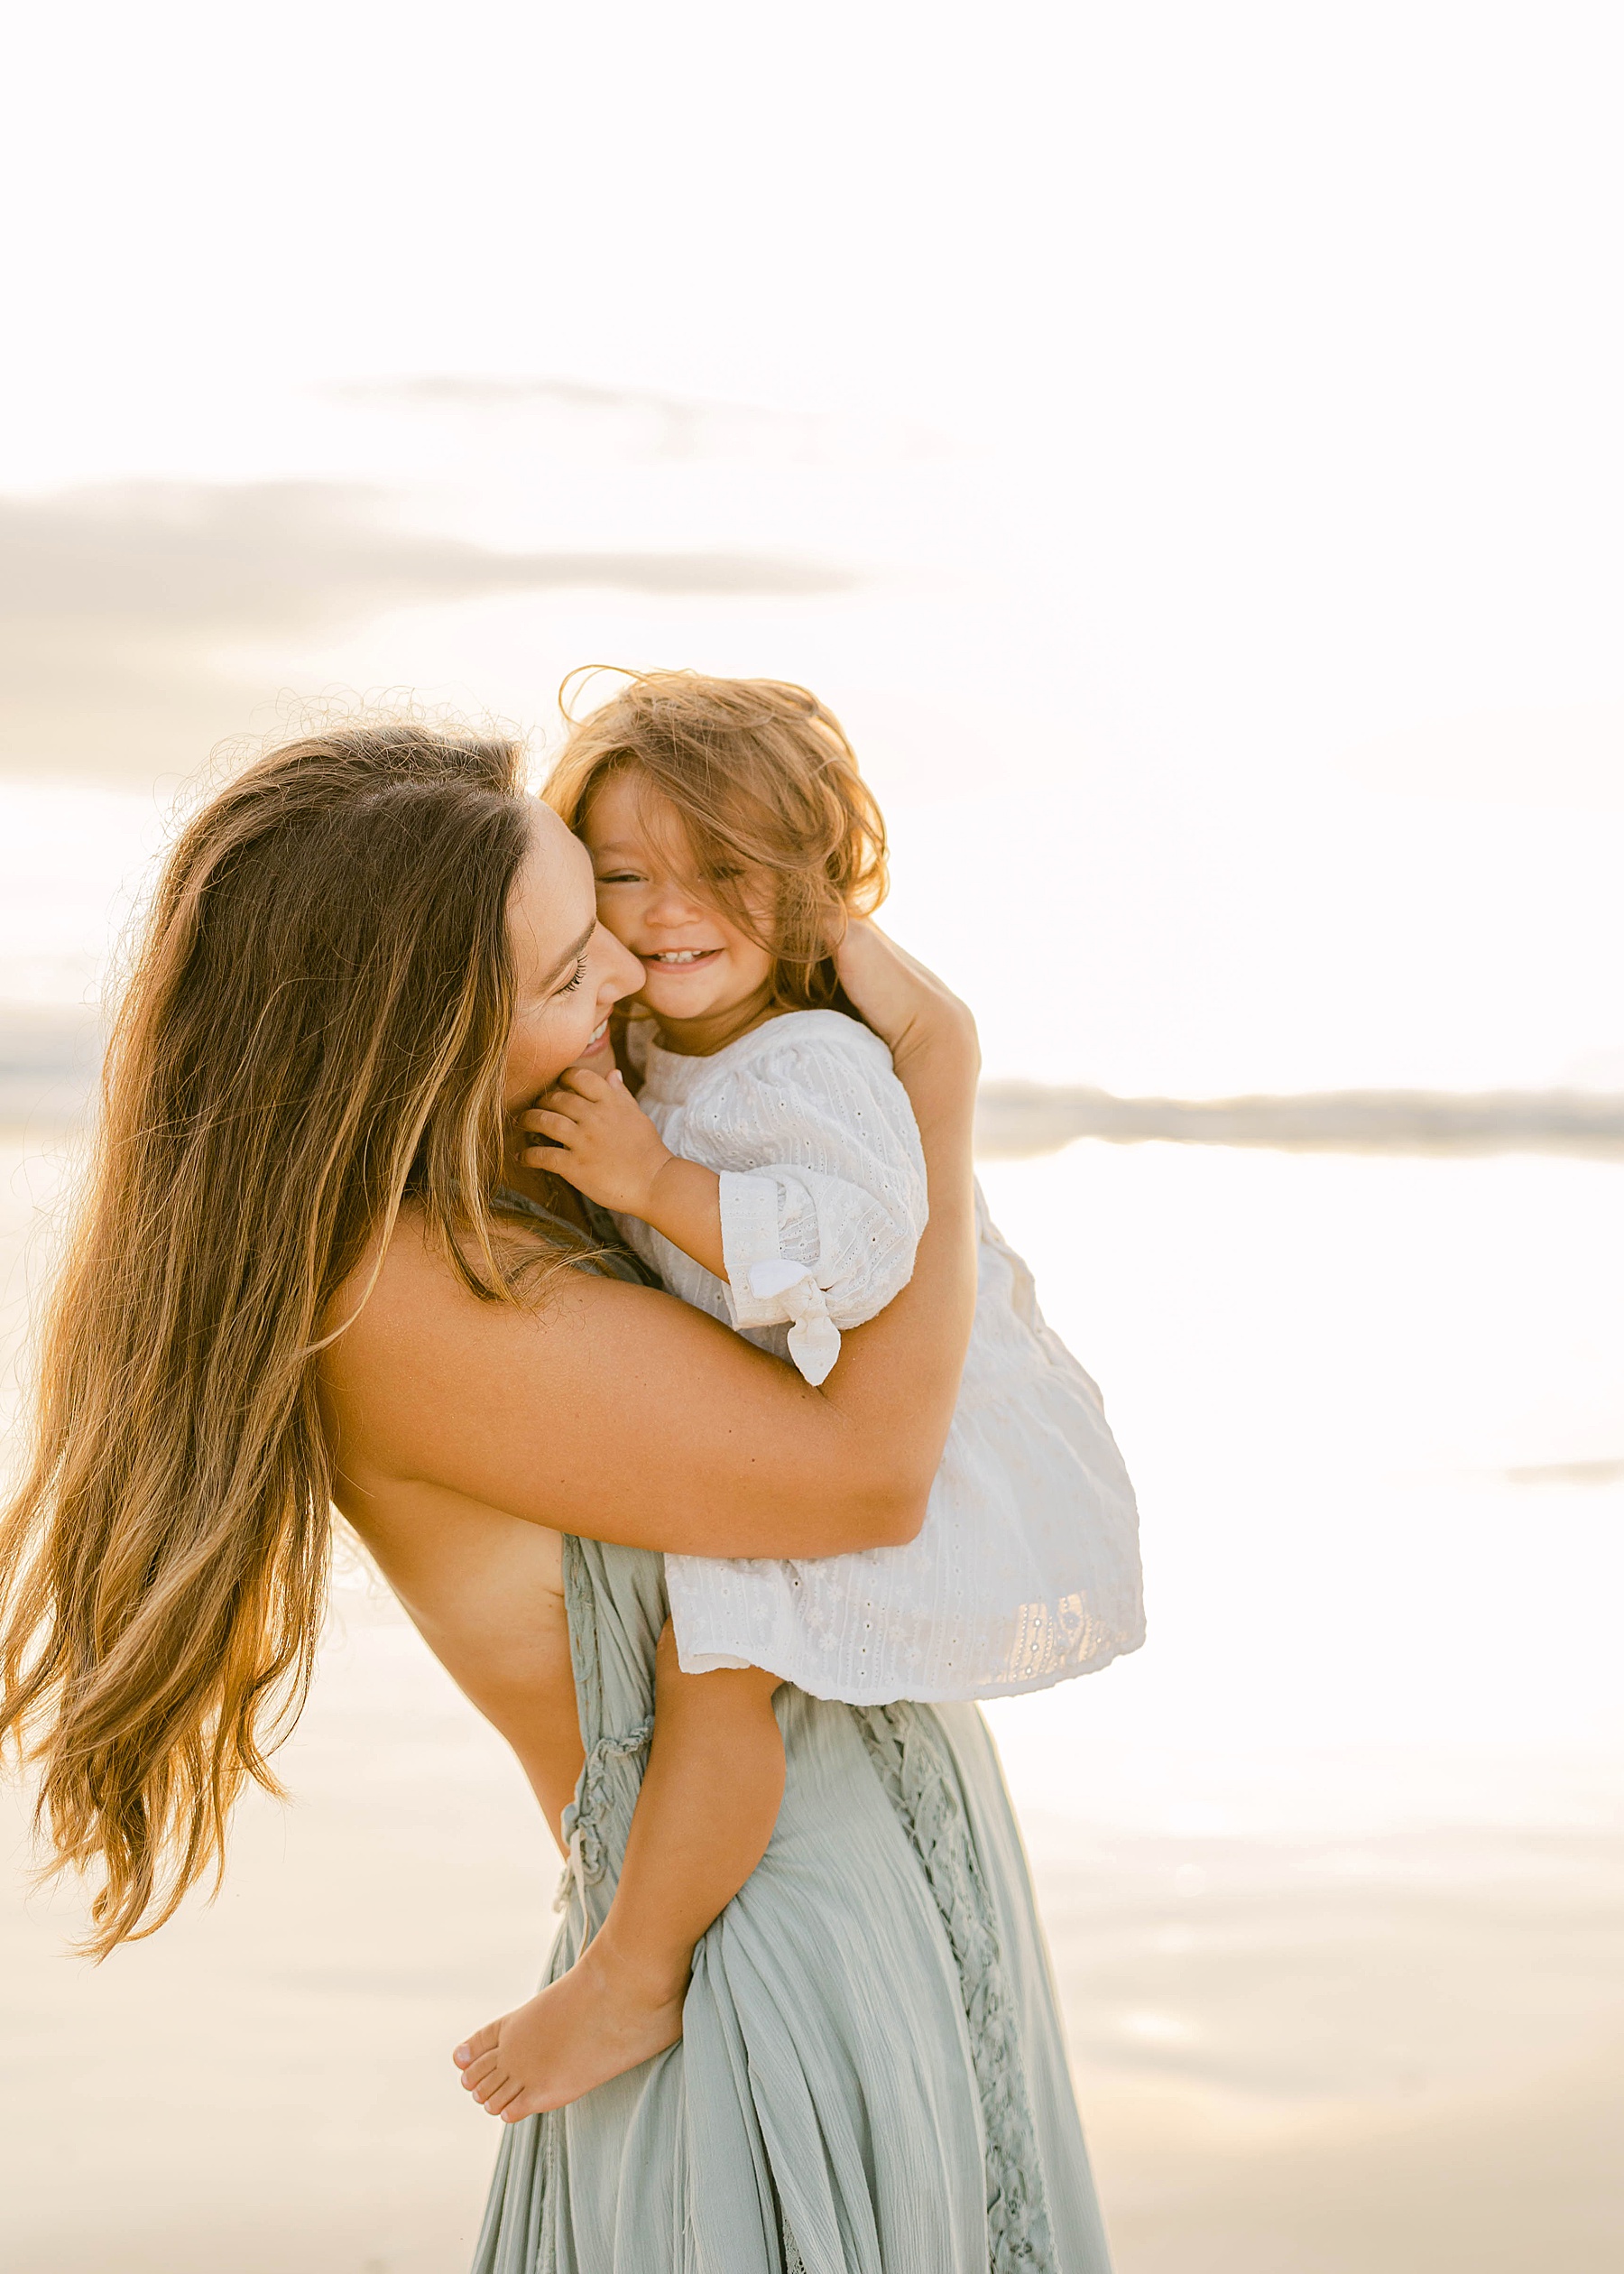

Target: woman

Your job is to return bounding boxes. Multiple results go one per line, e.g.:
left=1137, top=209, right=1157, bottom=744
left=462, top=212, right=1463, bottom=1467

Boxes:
left=0, top=720, right=1113, bottom=2273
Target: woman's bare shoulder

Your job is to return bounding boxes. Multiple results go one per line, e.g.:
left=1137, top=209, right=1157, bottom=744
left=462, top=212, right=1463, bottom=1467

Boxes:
left=327, top=1204, right=579, bottom=1358
left=318, top=1202, right=732, bottom=1466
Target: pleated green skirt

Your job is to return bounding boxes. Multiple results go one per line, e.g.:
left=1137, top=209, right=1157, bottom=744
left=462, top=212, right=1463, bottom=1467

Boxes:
left=473, top=1536, right=1114, bottom=2274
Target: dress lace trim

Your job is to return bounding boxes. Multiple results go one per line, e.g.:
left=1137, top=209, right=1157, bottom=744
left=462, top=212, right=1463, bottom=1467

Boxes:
left=552, top=1719, right=655, bottom=1913
left=553, top=1537, right=654, bottom=1915
left=857, top=1704, right=1058, bottom=2274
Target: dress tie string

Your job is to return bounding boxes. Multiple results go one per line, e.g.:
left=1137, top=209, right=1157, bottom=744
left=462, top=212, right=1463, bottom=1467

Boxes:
left=747, top=1257, right=842, bottom=1386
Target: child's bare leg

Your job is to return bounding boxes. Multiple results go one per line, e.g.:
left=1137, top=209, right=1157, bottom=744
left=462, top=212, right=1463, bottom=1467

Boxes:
left=454, top=1622, right=785, bottom=2121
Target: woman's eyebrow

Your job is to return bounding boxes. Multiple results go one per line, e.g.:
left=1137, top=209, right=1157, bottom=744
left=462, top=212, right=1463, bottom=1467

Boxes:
left=539, top=921, right=596, bottom=990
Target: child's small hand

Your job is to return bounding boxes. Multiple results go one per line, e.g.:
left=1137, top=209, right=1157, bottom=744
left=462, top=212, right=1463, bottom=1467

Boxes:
left=522, top=1068, right=675, bottom=1217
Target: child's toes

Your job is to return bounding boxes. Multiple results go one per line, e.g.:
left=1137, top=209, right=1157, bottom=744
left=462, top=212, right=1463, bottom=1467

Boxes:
left=455, top=2019, right=501, bottom=2068
left=484, top=2075, right=525, bottom=2120
left=472, top=2065, right=512, bottom=2107
left=459, top=2050, right=502, bottom=2094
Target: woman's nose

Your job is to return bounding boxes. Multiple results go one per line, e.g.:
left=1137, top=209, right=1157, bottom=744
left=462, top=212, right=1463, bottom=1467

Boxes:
left=604, top=935, right=644, bottom=999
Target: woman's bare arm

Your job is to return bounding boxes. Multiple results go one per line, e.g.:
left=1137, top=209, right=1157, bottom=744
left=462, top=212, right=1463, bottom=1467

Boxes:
left=321, top=926, right=979, bottom=1562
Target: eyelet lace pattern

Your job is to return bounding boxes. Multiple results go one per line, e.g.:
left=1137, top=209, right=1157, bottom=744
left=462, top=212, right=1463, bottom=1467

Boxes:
left=628, top=1011, right=1145, bottom=1708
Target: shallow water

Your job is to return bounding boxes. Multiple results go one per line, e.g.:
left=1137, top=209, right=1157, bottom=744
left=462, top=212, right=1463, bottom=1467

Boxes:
left=4, top=1133, right=1620, bottom=2269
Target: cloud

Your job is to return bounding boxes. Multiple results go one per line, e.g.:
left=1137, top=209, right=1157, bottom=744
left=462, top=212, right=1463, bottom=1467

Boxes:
left=325, top=375, right=953, bottom=464
left=0, top=481, right=856, bottom=777
left=334, top=376, right=711, bottom=417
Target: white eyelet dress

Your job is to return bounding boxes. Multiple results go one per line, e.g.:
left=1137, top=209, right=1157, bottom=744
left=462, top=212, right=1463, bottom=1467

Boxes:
left=617, top=1011, right=1145, bottom=1706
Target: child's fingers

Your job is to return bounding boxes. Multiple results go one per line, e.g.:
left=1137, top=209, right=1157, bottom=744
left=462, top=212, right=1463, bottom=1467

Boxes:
left=524, top=1108, right=581, bottom=1148
left=527, top=1145, right=585, bottom=1184
left=525, top=1091, right=588, bottom=1130
left=553, top=1067, right=613, bottom=1102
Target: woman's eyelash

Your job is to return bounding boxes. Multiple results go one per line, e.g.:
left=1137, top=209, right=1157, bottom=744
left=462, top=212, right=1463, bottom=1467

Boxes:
left=559, top=954, right=588, bottom=994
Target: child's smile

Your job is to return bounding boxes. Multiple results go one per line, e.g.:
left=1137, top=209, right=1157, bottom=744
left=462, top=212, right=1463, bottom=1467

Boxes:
left=641, top=946, right=724, bottom=971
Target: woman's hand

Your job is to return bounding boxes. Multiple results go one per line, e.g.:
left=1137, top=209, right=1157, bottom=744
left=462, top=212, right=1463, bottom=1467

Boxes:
left=835, top=919, right=979, bottom=1165
left=835, top=920, right=979, bottom=1079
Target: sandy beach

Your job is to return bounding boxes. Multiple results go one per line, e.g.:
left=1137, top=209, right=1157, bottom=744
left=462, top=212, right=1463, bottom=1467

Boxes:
left=5, top=1576, right=1620, bottom=2271
left=6, top=1134, right=1621, bottom=2269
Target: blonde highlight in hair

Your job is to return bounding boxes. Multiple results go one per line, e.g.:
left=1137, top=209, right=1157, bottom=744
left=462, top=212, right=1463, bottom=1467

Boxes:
left=545, top=668, right=888, bottom=1012
left=0, top=718, right=540, bottom=1955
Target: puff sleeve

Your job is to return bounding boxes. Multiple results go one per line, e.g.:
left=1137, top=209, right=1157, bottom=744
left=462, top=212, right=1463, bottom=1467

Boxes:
left=712, top=1029, right=928, bottom=1385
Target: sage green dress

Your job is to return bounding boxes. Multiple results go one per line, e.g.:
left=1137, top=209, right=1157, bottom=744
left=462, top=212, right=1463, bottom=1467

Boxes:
left=472, top=1530, right=1115, bottom=2274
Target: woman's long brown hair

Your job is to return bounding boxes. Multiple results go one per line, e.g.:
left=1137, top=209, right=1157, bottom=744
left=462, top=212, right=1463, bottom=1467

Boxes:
left=0, top=720, right=537, bottom=1955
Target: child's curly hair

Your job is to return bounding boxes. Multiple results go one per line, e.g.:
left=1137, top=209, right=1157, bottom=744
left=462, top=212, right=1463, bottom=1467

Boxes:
left=543, top=668, right=889, bottom=1012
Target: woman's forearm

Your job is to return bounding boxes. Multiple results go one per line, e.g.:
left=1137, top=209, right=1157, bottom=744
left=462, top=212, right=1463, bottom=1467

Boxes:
left=811, top=1001, right=980, bottom=1529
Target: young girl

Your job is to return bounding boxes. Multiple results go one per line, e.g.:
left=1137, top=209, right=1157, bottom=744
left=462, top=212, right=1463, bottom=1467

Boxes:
left=455, top=670, right=1144, bottom=2122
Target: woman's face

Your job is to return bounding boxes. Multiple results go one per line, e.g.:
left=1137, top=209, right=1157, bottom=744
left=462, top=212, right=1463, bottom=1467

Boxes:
left=502, top=805, right=643, bottom=1110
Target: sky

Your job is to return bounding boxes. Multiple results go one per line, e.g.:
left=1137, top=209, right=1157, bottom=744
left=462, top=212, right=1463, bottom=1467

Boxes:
left=3, top=0, right=1623, bottom=1095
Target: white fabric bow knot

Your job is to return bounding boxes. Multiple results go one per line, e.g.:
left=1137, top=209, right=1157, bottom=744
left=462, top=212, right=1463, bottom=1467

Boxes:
left=747, top=1257, right=843, bottom=1386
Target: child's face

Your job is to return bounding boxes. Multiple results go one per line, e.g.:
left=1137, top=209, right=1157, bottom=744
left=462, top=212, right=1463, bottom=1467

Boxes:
left=582, top=771, right=775, bottom=1029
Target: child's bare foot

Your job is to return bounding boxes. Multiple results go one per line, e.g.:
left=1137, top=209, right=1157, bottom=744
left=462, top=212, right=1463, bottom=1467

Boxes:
left=452, top=1942, right=688, bottom=2121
